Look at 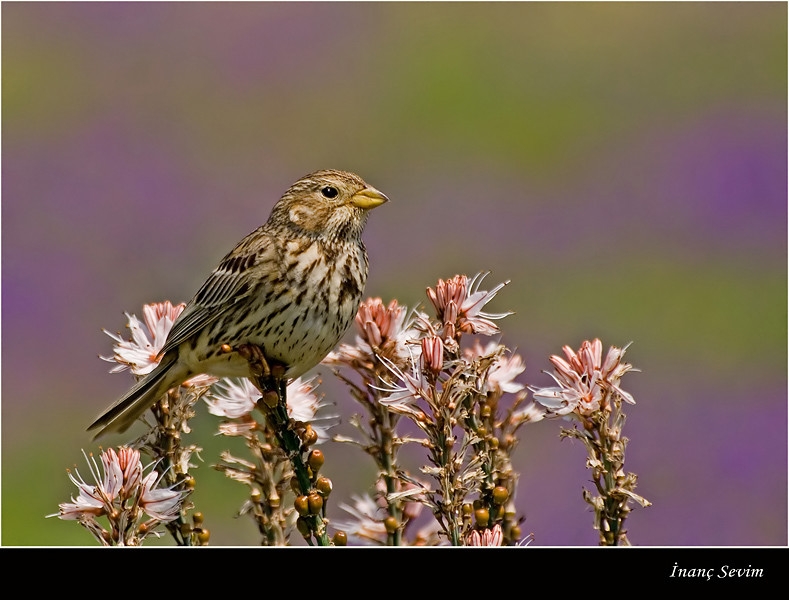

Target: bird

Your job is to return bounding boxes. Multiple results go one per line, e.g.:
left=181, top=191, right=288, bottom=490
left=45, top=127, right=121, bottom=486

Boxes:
left=89, top=169, right=388, bottom=438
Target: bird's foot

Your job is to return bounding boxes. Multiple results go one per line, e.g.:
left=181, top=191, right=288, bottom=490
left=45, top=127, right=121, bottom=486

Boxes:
left=233, top=343, right=271, bottom=378
left=231, top=343, right=288, bottom=396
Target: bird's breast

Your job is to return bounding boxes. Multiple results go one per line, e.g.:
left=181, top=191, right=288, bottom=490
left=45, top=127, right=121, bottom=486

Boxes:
left=193, top=238, right=369, bottom=381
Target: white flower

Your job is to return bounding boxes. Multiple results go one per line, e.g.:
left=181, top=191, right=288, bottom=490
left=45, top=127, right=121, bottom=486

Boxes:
left=101, top=301, right=185, bottom=376
left=334, top=494, right=388, bottom=545
left=139, top=471, right=184, bottom=522
left=374, top=354, right=431, bottom=408
left=205, top=377, right=259, bottom=419
left=206, top=377, right=337, bottom=443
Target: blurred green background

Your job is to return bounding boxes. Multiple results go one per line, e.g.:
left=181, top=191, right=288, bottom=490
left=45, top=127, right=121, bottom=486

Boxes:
left=2, top=2, right=786, bottom=546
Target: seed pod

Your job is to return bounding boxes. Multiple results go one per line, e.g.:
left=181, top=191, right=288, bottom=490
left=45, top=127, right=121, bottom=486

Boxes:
left=384, top=516, right=399, bottom=534
left=316, top=476, right=333, bottom=496
left=308, top=449, right=325, bottom=472
left=296, top=517, right=311, bottom=538
left=332, top=531, right=348, bottom=546
left=474, top=507, right=490, bottom=527
left=492, top=486, right=509, bottom=505
left=262, top=390, right=279, bottom=408
left=294, top=495, right=310, bottom=516
left=308, top=491, right=324, bottom=514
left=302, top=425, right=319, bottom=446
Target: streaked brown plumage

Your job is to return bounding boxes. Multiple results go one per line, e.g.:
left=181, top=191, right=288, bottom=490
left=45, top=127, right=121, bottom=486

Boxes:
left=89, top=169, right=388, bottom=438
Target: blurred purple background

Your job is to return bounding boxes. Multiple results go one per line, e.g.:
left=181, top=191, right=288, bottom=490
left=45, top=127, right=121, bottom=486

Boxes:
left=2, top=2, right=786, bottom=546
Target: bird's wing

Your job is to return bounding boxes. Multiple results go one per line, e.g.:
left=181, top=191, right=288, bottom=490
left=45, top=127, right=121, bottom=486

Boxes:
left=159, top=230, right=272, bottom=356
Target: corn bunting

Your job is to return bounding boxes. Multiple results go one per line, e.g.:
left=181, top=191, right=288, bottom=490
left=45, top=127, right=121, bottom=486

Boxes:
left=89, top=169, right=388, bottom=438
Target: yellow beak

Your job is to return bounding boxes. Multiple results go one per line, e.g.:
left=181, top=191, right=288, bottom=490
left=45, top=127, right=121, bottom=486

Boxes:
left=350, top=186, right=389, bottom=210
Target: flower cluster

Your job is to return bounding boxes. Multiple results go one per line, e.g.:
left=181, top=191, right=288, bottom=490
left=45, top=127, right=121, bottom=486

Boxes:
left=326, top=298, right=418, bottom=370
left=58, top=274, right=649, bottom=547
left=95, top=301, right=213, bottom=544
left=329, top=273, right=543, bottom=545
left=100, top=301, right=184, bottom=376
left=530, top=338, right=636, bottom=417
left=530, top=338, right=648, bottom=545
left=465, top=523, right=504, bottom=546
left=52, top=447, right=191, bottom=546
left=426, top=272, right=511, bottom=343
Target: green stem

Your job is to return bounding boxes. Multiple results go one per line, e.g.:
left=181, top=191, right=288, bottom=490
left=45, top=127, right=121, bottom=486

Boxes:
left=256, top=374, right=330, bottom=546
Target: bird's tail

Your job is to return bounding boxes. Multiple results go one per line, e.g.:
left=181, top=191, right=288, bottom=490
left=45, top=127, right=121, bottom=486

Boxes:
left=88, top=353, right=184, bottom=439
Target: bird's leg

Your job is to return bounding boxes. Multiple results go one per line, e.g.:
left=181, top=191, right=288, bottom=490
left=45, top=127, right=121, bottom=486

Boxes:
left=233, top=343, right=271, bottom=379
left=233, top=343, right=291, bottom=400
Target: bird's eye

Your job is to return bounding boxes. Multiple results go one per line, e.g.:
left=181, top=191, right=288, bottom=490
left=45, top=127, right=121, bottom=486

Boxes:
left=320, top=186, right=339, bottom=199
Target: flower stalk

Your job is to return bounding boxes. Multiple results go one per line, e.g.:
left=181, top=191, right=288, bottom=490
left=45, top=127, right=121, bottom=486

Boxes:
left=252, top=372, right=331, bottom=546
left=532, top=338, right=651, bottom=546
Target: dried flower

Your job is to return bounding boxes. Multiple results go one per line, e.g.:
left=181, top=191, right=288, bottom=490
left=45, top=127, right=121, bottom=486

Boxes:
left=464, top=340, right=526, bottom=394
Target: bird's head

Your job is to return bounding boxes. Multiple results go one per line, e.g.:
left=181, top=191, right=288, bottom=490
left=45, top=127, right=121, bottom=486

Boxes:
left=271, top=169, right=389, bottom=242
